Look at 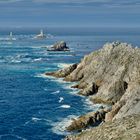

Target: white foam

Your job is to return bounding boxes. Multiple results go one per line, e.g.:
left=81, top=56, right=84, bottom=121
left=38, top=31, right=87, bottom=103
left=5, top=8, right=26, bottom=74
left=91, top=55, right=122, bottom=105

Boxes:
left=31, top=117, right=42, bottom=122
left=84, top=98, right=103, bottom=111
left=60, top=105, right=71, bottom=109
left=25, top=117, right=50, bottom=125
left=11, top=60, right=21, bottom=63
left=59, top=97, right=64, bottom=103
left=57, top=63, right=73, bottom=69
left=51, top=115, right=78, bottom=135
left=32, top=58, right=42, bottom=62
left=35, top=73, right=47, bottom=79
left=51, top=90, right=60, bottom=94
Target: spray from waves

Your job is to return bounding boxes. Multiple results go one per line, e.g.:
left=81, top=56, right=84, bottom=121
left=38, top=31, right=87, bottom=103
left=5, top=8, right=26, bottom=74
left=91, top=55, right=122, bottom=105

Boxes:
left=51, top=115, right=78, bottom=135
left=83, top=98, right=104, bottom=111
left=57, top=63, right=74, bottom=69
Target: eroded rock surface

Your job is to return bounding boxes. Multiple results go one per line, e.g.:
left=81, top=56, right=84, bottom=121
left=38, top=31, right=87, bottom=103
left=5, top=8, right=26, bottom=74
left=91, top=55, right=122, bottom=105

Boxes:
left=66, top=108, right=109, bottom=132
left=45, top=42, right=140, bottom=139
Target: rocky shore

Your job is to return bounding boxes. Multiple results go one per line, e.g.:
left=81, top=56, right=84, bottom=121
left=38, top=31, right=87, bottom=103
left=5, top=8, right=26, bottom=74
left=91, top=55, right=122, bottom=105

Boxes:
left=45, top=42, right=140, bottom=139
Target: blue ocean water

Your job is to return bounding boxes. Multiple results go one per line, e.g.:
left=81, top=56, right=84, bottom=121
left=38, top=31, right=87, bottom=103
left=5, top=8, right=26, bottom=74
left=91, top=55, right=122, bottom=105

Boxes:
left=0, top=27, right=140, bottom=140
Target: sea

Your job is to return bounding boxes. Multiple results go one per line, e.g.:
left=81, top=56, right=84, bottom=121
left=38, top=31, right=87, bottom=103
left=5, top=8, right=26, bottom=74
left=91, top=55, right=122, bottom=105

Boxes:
left=0, top=27, right=140, bottom=140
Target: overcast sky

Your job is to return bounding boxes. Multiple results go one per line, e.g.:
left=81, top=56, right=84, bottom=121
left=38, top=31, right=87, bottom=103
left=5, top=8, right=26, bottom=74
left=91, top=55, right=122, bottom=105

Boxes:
left=0, top=0, right=140, bottom=27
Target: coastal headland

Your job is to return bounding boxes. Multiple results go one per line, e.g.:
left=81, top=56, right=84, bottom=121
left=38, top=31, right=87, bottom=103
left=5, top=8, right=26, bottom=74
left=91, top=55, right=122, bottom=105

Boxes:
left=46, top=42, right=140, bottom=140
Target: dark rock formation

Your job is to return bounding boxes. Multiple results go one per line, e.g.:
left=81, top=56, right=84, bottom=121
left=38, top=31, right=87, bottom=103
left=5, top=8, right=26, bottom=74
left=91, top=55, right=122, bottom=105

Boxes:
left=45, top=63, right=77, bottom=78
left=47, top=41, right=70, bottom=51
left=66, top=108, right=109, bottom=132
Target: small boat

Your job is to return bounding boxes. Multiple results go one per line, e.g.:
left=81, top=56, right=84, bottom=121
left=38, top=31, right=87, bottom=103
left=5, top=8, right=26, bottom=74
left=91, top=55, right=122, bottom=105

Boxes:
left=34, top=29, right=46, bottom=39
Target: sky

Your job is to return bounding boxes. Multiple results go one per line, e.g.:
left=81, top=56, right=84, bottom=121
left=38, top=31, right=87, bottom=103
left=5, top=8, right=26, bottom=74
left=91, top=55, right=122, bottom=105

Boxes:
left=0, top=0, right=140, bottom=27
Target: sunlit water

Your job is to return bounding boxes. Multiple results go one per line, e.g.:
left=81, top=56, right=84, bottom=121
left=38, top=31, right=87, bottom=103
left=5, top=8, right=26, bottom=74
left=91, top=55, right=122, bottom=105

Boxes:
left=0, top=28, right=140, bottom=140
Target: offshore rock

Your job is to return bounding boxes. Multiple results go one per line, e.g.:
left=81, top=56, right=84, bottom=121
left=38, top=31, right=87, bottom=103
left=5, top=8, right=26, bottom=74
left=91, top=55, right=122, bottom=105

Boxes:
left=47, top=41, right=70, bottom=51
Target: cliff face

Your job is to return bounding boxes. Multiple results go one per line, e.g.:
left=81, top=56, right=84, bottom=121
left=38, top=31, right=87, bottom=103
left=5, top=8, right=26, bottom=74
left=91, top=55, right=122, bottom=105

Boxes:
left=45, top=42, right=140, bottom=139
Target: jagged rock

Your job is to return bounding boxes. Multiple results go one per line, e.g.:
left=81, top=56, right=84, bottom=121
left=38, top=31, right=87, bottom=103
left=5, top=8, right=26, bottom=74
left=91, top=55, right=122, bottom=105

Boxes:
left=47, top=42, right=140, bottom=118
left=47, top=41, right=69, bottom=51
left=65, top=114, right=140, bottom=140
left=66, top=109, right=108, bottom=132
left=46, top=42, right=140, bottom=139
left=45, top=63, right=77, bottom=78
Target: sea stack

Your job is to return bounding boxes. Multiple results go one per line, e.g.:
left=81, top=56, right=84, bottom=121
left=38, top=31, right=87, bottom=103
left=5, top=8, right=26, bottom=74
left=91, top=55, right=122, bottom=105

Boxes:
left=46, top=42, right=140, bottom=140
left=47, top=41, right=70, bottom=51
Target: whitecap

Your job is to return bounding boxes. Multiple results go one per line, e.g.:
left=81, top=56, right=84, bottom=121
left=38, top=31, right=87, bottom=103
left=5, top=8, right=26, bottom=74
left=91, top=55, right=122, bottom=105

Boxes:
left=57, top=63, right=74, bottom=69
left=51, top=90, right=60, bottom=94
left=59, top=97, right=64, bottom=103
left=83, top=98, right=104, bottom=111
left=32, top=58, right=42, bottom=62
left=24, top=117, right=50, bottom=125
left=60, top=105, right=71, bottom=109
left=11, top=60, right=21, bottom=63
left=31, top=117, right=42, bottom=122
left=35, top=73, right=47, bottom=79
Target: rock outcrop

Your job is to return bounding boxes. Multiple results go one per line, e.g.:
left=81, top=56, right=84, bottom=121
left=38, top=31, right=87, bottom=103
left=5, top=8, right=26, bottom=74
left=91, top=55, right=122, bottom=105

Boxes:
left=66, top=108, right=110, bottom=132
left=45, top=63, right=77, bottom=78
left=66, top=114, right=140, bottom=140
left=47, top=41, right=69, bottom=51
left=45, top=42, right=140, bottom=139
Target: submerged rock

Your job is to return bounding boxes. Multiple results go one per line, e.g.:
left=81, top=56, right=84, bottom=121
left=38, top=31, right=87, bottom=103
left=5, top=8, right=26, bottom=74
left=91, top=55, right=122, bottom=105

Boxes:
left=47, top=41, right=70, bottom=51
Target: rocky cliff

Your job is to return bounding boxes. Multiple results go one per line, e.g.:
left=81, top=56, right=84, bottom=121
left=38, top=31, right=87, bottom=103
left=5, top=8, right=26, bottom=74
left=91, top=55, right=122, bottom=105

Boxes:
left=45, top=42, right=140, bottom=139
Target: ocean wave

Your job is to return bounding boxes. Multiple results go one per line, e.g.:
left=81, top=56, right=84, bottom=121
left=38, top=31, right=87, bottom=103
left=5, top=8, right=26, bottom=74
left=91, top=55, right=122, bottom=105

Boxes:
left=51, top=90, right=60, bottom=94
left=0, top=134, right=26, bottom=140
left=57, top=63, right=73, bottom=68
left=51, top=115, right=78, bottom=135
left=83, top=98, right=103, bottom=111
left=24, top=117, right=51, bottom=126
left=58, top=97, right=64, bottom=103
left=35, top=73, right=47, bottom=79
left=0, top=41, right=13, bottom=45
left=32, top=58, right=42, bottom=62
left=60, top=104, right=71, bottom=109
